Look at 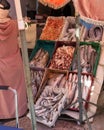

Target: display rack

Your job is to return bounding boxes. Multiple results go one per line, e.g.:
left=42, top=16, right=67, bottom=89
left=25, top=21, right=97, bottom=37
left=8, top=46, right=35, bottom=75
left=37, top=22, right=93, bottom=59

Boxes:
left=55, top=13, right=102, bottom=130
left=59, top=14, right=99, bottom=130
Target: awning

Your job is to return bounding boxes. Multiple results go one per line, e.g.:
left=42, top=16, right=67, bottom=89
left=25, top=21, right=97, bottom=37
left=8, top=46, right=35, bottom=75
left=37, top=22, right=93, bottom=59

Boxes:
left=38, top=0, right=71, bottom=9
left=73, top=0, right=104, bottom=22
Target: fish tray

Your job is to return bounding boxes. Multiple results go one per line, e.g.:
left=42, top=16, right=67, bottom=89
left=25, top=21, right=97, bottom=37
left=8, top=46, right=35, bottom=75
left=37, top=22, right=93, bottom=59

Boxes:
left=48, top=41, right=76, bottom=71
left=29, top=40, right=56, bottom=68
left=59, top=16, right=76, bottom=42
left=63, top=71, right=94, bottom=112
left=34, top=68, right=68, bottom=103
left=39, top=16, right=66, bottom=41
left=30, top=67, right=45, bottom=103
left=35, top=68, right=68, bottom=127
left=71, top=41, right=101, bottom=76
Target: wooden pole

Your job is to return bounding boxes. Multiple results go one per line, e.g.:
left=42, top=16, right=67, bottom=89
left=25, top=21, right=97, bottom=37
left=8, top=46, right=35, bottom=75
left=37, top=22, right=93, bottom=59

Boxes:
left=14, top=0, right=37, bottom=130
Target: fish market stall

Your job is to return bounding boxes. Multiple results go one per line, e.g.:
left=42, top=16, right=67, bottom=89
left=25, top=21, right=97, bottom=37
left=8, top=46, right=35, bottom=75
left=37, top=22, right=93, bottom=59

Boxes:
left=28, top=37, right=101, bottom=128
left=27, top=0, right=104, bottom=129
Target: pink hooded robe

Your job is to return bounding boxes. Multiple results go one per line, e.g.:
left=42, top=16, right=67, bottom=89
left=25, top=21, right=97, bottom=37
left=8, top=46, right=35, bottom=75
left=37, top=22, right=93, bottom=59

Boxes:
left=0, top=19, right=27, bottom=119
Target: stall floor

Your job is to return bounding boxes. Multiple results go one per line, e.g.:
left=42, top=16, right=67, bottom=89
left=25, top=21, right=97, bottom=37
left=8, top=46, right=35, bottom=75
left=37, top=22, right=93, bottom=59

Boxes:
left=0, top=109, right=104, bottom=130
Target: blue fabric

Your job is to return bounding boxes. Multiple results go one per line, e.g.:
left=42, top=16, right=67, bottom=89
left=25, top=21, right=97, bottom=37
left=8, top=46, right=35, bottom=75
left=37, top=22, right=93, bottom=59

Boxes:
left=80, top=19, right=94, bottom=29
left=0, top=125, right=23, bottom=130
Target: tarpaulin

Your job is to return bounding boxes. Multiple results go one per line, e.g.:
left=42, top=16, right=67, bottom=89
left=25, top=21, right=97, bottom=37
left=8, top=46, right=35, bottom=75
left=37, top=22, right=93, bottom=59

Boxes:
left=0, top=126, right=23, bottom=130
left=38, top=0, right=71, bottom=9
left=73, top=0, right=104, bottom=25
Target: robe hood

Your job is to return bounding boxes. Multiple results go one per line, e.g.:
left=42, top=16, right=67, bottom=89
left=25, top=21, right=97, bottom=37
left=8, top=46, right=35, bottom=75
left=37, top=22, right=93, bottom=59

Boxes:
left=0, top=20, right=15, bottom=41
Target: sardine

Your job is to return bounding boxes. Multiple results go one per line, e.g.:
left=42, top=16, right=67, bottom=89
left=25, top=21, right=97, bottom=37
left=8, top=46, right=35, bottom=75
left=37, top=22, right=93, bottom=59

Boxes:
left=35, top=108, right=47, bottom=117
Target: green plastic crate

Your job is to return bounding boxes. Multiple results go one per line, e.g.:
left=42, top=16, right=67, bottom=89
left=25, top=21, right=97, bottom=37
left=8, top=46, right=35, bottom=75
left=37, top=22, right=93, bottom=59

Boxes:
left=72, top=41, right=101, bottom=76
left=29, top=40, right=56, bottom=67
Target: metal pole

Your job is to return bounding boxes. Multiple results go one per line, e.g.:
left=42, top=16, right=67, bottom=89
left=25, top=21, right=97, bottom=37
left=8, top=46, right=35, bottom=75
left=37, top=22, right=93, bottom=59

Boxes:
left=9, top=87, right=19, bottom=128
left=19, top=30, right=37, bottom=130
left=14, top=0, right=37, bottom=129
left=75, top=14, right=83, bottom=124
left=75, top=14, right=92, bottom=130
left=83, top=106, right=92, bottom=130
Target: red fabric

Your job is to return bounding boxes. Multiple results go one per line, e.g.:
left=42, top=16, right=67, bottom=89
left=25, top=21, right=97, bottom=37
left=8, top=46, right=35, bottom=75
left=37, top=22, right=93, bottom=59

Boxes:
left=0, top=20, right=27, bottom=119
left=73, top=0, right=104, bottom=21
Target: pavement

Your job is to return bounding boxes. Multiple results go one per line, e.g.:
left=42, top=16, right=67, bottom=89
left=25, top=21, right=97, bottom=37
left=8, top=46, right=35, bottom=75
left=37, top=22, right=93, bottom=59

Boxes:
left=0, top=108, right=103, bottom=130
left=0, top=89, right=104, bottom=130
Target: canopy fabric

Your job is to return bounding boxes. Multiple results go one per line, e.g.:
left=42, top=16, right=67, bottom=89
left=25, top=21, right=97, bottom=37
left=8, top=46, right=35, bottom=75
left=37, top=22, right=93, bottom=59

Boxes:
left=73, top=0, right=104, bottom=22
left=38, top=0, right=71, bottom=9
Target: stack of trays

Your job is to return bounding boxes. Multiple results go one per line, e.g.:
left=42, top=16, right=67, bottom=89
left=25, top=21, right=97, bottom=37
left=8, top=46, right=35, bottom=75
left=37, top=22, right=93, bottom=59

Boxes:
left=71, top=41, right=101, bottom=76
left=29, top=16, right=101, bottom=127
left=39, top=16, right=76, bottom=42
left=29, top=40, right=56, bottom=101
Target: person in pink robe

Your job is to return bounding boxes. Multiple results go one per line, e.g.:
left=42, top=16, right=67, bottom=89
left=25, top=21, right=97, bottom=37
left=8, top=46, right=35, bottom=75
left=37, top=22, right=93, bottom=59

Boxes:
left=0, top=0, right=27, bottom=119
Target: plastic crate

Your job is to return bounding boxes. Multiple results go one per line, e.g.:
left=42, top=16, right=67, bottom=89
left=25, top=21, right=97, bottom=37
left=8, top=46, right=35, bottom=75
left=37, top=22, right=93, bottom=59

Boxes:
left=71, top=41, right=101, bottom=76
left=29, top=40, right=56, bottom=68
left=48, top=41, right=76, bottom=70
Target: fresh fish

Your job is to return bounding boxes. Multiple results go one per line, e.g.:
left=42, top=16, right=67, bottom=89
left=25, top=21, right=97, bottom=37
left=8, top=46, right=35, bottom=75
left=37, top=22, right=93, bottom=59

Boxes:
left=30, top=48, right=49, bottom=68
left=66, top=74, right=77, bottom=106
left=58, top=76, right=66, bottom=88
left=35, top=108, right=47, bottom=117
left=68, top=73, right=73, bottom=82
left=52, top=74, right=64, bottom=87
left=36, top=51, right=49, bottom=68
left=80, top=45, right=86, bottom=66
left=33, top=48, right=43, bottom=60
left=70, top=74, right=78, bottom=109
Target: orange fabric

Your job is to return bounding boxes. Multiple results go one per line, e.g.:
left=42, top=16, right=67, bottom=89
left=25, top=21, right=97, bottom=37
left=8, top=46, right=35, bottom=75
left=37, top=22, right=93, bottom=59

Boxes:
left=73, top=0, right=104, bottom=21
left=0, top=20, right=27, bottom=119
left=39, top=0, right=71, bottom=9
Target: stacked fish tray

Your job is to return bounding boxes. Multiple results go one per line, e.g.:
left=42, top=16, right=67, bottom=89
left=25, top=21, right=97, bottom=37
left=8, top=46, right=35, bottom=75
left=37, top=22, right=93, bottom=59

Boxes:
left=48, top=41, right=76, bottom=71
left=34, top=68, right=94, bottom=127
left=59, top=41, right=101, bottom=122
left=39, top=16, right=76, bottom=42
left=29, top=16, right=101, bottom=127
left=39, top=16, right=66, bottom=41
left=59, top=16, right=76, bottom=41
left=71, top=41, right=101, bottom=76
left=29, top=40, right=56, bottom=101
left=80, top=23, right=104, bottom=42
left=34, top=69, right=68, bottom=127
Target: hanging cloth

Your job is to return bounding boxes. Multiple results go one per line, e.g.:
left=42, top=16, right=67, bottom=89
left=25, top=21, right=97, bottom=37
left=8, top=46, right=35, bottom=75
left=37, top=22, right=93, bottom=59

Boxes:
left=73, top=0, right=104, bottom=25
left=38, top=0, right=71, bottom=9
